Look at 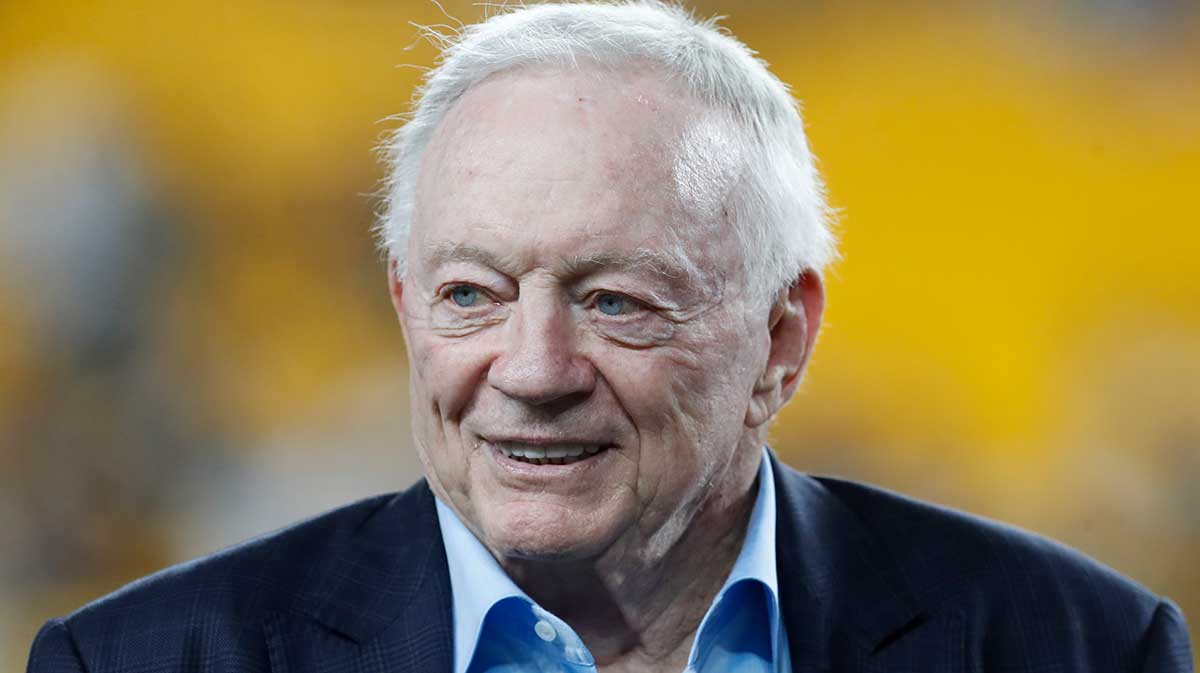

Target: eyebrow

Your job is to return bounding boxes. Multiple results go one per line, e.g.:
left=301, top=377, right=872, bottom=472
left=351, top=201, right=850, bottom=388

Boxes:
left=420, top=240, right=701, bottom=284
left=421, top=241, right=510, bottom=271
left=561, top=248, right=699, bottom=282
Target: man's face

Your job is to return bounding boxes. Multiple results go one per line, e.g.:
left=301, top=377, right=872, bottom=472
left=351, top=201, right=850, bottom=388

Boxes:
left=395, top=67, right=775, bottom=562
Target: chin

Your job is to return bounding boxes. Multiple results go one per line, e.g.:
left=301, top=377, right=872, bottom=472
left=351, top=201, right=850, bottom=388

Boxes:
left=480, top=499, right=621, bottom=562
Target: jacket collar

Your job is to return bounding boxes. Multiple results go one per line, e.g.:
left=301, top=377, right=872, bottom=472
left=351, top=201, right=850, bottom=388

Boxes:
left=770, top=451, right=924, bottom=659
left=276, top=479, right=454, bottom=672
left=283, top=454, right=921, bottom=666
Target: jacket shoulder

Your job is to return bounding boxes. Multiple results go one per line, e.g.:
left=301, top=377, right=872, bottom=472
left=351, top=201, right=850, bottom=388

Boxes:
left=47, top=489, right=415, bottom=670
left=809, top=474, right=1186, bottom=668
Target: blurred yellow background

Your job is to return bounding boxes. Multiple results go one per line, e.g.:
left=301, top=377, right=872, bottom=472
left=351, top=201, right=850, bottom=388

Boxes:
left=1, top=0, right=1197, bottom=668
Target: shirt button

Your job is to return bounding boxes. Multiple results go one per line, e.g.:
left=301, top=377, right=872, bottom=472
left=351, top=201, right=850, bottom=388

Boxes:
left=533, top=619, right=557, bottom=642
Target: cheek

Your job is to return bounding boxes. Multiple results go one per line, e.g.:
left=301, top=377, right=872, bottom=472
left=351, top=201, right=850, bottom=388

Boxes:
left=406, top=330, right=498, bottom=506
left=406, top=329, right=493, bottom=420
left=599, top=331, right=756, bottom=484
left=605, top=338, right=747, bottom=430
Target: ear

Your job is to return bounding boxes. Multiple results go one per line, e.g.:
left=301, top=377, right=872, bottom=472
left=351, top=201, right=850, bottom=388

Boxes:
left=745, top=271, right=825, bottom=429
left=387, top=257, right=405, bottom=322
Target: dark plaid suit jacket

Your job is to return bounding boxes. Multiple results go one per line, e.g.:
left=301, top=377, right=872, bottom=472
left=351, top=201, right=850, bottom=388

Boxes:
left=28, top=453, right=1194, bottom=672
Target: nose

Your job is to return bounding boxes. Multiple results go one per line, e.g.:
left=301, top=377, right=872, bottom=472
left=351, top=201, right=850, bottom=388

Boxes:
left=487, top=300, right=596, bottom=407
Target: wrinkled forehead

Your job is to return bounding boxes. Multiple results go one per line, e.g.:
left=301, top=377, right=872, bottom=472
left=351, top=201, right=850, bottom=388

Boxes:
left=434, top=64, right=699, bottom=154
left=411, top=64, right=746, bottom=272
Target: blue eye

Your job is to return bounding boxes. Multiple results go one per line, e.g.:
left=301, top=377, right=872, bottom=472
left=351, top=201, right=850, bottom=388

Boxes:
left=449, top=285, right=481, bottom=307
left=596, top=292, right=632, bottom=316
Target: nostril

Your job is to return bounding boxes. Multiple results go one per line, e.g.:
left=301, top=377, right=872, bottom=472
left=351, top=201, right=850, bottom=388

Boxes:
left=487, top=303, right=597, bottom=404
left=488, top=354, right=596, bottom=406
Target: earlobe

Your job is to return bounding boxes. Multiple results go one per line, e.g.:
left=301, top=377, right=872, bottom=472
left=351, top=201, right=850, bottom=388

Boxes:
left=745, top=271, right=825, bottom=429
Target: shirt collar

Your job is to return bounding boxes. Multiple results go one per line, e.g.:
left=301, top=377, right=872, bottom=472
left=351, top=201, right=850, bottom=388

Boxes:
left=435, top=447, right=783, bottom=673
left=722, top=445, right=780, bottom=596
left=688, top=447, right=786, bottom=671
left=435, top=496, right=528, bottom=673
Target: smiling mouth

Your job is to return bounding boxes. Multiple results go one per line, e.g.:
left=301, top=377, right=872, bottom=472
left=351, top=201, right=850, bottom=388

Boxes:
left=493, top=441, right=610, bottom=466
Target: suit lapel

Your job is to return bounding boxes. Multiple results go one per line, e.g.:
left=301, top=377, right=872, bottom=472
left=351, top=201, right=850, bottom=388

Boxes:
left=265, top=480, right=454, bottom=673
left=770, top=452, right=925, bottom=669
left=260, top=455, right=939, bottom=673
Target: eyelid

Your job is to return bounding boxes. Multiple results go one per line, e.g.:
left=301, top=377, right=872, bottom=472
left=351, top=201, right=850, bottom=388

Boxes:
left=438, top=282, right=497, bottom=306
left=588, top=290, right=649, bottom=315
left=438, top=282, right=468, bottom=298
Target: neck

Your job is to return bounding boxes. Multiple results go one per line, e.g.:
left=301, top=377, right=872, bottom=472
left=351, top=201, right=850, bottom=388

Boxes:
left=501, top=448, right=763, bottom=673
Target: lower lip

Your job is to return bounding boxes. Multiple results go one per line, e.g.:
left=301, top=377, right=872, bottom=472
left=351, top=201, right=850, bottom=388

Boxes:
left=486, top=442, right=614, bottom=480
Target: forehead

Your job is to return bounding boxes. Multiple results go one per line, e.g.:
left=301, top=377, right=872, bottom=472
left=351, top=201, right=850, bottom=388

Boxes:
left=411, top=65, right=743, bottom=278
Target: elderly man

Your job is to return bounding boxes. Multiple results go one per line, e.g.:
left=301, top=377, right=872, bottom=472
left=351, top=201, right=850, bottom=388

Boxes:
left=28, top=2, right=1193, bottom=673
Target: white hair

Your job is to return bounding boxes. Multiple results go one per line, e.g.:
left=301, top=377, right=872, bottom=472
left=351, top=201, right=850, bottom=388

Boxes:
left=376, top=0, right=837, bottom=305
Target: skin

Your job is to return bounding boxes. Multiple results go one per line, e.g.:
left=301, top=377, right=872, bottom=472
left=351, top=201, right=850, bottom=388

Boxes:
left=389, top=65, right=824, bottom=673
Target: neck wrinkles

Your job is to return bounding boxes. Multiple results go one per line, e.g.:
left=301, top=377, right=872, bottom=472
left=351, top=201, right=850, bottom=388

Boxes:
left=500, top=448, right=762, bottom=669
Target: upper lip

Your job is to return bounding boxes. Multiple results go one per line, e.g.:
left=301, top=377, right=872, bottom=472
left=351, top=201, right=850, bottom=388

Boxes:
left=482, top=435, right=614, bottom=446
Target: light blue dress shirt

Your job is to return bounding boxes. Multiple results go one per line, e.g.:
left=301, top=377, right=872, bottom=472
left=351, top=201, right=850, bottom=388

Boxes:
left=435, top=448, right=791, bottom=673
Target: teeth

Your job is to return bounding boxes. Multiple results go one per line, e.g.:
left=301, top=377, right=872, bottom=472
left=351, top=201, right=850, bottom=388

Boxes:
left=495, top=442, right=607, bottom=465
